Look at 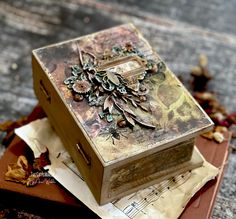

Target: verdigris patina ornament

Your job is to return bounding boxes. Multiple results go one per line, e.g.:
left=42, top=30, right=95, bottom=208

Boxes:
left=64, top=42, right=163, bottom=129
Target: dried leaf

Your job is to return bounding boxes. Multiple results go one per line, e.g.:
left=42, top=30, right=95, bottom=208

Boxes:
left=106, top=71, right=120, bottom=86
left=0, top=117, right=27, bottom=132
left=123, top=112, right=135, bottom=127
left=5, top=155, right=30, bottom=184
left=33, top=148, right=51, bottom=171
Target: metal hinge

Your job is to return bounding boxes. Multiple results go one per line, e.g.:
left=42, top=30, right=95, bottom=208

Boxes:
left=76, top=143, right=91, bottom=166
left=39, top=80, right=51, bottom=103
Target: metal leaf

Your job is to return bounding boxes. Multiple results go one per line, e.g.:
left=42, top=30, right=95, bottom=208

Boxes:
left=104, top=96, right=114, bottom=113
left=106, top=114, right=113, bottom=123
left=98, top=111, right=105, bottom=119
left=95, top=90, right=100, bottom=97
left=95, top=74, right=103, bottom=83
left=106, top=71, right=120, bottom=86
left=132, top=117, right=156, bottom=129
left=137, top=104, right=149, bottom=112
left=117, top=85, right=127, bottom=94
left=130, top=98, right=138, bottom=108
left=121, top=96, right=128, bottom=103
left=121, top=104, right=136, bottom=117
left=71, top=65, right=82, bottom=76
left=64, top=76, right=77, bottom=85
left=123, top=112, right=135, bottom=127
left=102, top=81, right=115, bottom=91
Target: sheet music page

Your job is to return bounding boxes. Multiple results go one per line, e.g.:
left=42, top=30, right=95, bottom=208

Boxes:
left=15, top=118, right=218, bottom=219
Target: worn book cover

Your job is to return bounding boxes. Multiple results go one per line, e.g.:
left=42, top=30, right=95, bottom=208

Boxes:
left=0, top=128, right=230, bottom=219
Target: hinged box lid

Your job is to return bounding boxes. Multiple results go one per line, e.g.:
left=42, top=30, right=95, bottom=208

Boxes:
left=33, top=23, right=213, bottom=166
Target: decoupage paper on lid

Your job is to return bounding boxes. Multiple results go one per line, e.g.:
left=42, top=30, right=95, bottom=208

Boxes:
left=33, top=24, right=213, bottom=164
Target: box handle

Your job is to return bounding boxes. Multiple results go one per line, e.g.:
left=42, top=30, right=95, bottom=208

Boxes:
left=76, top=143, right=91, bottom=166
left=39, top=80, right=51, bottom=103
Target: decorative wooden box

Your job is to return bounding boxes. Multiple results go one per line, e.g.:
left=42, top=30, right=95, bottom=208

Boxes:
left=32, top=24, right=213, bottom=205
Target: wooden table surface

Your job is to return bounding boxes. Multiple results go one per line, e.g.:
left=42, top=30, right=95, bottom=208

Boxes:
left=0, top=0, right=236, bottom=218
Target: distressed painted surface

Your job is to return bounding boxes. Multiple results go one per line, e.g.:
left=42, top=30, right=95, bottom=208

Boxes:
left=34, top=24, right=211, bottom=163
left=0, top=0, right=236, bottom=218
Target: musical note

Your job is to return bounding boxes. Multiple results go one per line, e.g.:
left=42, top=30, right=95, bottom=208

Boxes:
left=113, top=171, right=192, bottom=218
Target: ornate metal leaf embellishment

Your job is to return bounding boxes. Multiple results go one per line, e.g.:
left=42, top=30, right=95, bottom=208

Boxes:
left=64, top=42, right=164, bottom=132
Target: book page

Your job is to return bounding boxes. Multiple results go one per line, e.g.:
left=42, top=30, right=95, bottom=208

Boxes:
left=15, top=118, right=218, bottom=219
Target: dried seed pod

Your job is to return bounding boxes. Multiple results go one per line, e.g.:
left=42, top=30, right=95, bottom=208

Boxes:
left=213, top=132, right=224, bottom=143
left=151, top=64, right=158, bottom=73
left=201, top=131, right=214, bottom=140
left=139, top=95, right=147, bottom=102
left=73, top=94, right=84, bottom=101
left=117, top=119, right=127, bottom=128
left=191, top=66, right=202, bottom=76
left=215, top=126, right=228, bottom=133
left=124, top=42, right=134, bottom=52
left=199, top=54, right=208, bottom=67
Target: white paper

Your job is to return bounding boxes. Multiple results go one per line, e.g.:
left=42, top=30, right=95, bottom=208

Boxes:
left=15, top=118, right=219, bottom=219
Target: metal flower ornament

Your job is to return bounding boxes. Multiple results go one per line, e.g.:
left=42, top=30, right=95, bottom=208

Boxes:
left=64, top=42, right=165, bottom=130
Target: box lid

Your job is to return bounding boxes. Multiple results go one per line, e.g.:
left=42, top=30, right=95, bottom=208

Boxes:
left=33, top=24, right=213, bottom=165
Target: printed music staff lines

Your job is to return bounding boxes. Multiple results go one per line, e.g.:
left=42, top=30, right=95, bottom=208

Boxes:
left=114, top=171, right=192, bottom=218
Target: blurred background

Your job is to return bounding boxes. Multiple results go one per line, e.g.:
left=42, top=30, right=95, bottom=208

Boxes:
left=0, top=0, right=236, bottom=218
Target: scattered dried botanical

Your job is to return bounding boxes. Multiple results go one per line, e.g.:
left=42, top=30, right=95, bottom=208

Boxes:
left=5, top=155, right=30, bottom=184
left=0, top=117, right=27, bottom=146
left=0, top=105, right=46, bottom=147
left=191, top=54, right=212, bottom=91
left=33, top=148, right=51, bottom=171
left=5, top=148, right=53, bottom=187
left=189, top=55, right=236, bottom=143
left=213, top=132, right=224, bottom=143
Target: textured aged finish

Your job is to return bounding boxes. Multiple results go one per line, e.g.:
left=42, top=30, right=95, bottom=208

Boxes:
left=32, top=24, right=211, bottom=204
left=0, top=0, right=236, bottom=217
